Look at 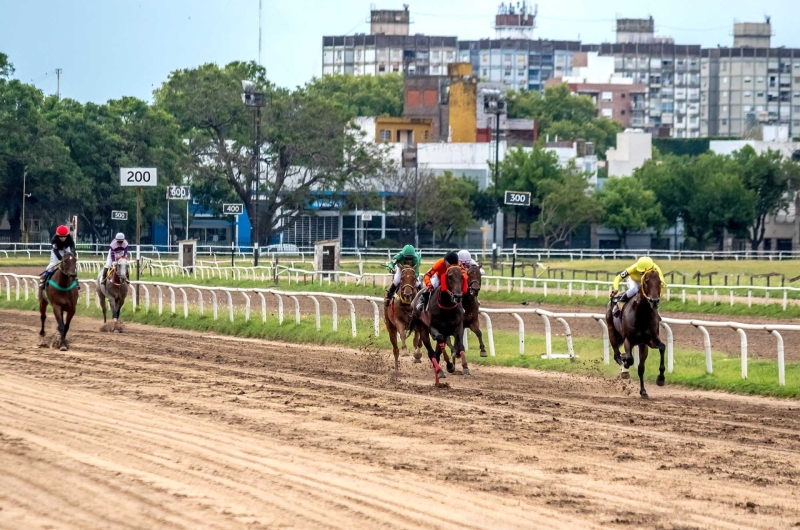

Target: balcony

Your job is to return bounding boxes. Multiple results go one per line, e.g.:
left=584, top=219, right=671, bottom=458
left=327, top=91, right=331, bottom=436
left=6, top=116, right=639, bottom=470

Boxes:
left=631, top=101, right=646, bottom=110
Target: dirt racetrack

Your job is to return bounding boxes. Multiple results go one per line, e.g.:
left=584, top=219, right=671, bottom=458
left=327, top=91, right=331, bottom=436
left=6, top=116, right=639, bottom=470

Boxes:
left=1, top=310, right=800, bottom=528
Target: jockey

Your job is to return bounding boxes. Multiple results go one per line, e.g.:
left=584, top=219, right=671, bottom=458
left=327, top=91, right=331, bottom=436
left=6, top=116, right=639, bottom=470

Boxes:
left=101, top=233, right=129, bottom=284
left=41, top=225, right=76, bottom=285
left=417, top=251, right=467, bottom=311
left=384, top=244, right=421, bottom=307
left=611, top=256, right=666, bottom=318
left=457, top=250, right=485, bottom=275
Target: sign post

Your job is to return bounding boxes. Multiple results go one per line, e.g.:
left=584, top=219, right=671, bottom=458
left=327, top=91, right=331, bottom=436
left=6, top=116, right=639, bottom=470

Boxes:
left=504, top=191, right=531, bottom=277
left=167, top=186, right=191, bottom=254
left=223, top=203, right=244, bottom=267
left=121, top=167, right=157, bottom=304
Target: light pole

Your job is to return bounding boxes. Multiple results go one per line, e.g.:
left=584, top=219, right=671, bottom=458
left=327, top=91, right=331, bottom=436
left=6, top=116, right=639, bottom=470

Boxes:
left=21, top=171, right=31, bottom=244
left=482, top=89, right=506, bottom=267
left=242, top=80, right=266, bottom=266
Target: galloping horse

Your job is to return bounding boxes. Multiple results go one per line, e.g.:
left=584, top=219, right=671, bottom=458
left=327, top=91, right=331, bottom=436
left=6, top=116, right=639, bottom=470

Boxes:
left=412, top=265, right=467, bottom=384
left=98, top=257, right=130, bottom=333
left=384, top=265, right=422, bottom=370
left=39, top=252, right=79, bottom=351
left=605, top=270, right=666, bottom=398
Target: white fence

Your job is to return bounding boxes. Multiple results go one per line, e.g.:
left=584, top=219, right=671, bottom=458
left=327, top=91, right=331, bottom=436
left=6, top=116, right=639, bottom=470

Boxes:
left=1, top=272, right=795, bottom=387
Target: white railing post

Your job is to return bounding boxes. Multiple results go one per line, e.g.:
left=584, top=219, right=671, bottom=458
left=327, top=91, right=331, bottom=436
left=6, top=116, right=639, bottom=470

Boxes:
left=195, top=288, right=204, bottom=316
left=772, top=330, right=785, bottom=387
left=346, top=298, right=357, bottom=337
left=225, top=291, right=234, bottom=322
left=734, top=328, right=747, bottom=380
left=696, top=325, right=712, bottom=374
left=179, top=288, right=188, bottom=318
left=242, top=292, right=251, bottom=322
left=324, top=296, right=338, bottom=332
left=273, top=293, right=284, bottom=325
left=510, top=313, right=525, bottom=355
left=308, top=295, right=321, bottom=331
left=257, top=292, right=266, bottom=324
left=661, top=322, right=674, bottom=374
left=369, top=300, right=380, bottom=338
left=540, top=313, right=552, bottom=358
left=597, top=318, right=609, bottom=365
left=480, top=312, right=495, bottom=357
left=168, top=287, right=176, bottom=315
left=156, top=285, right=164, bottom=315
left=210, top=290, right=218, bottom=320
left=289, top=295, right=300, bottom=324
left=555, top=317, right=575, bottom=360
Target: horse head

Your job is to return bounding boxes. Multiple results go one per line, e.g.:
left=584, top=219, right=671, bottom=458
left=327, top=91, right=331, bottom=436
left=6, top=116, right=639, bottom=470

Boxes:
left=444, top=265, right=463, bottom=305
left=641, top=270, right=661, bottom=310
left=467, top=264, right=482, bottom=297
left=60, top=252, right=78, bottom=279
left=115, top=258, right=129, bottom=283
left=398, top=265, right=417, bottom=304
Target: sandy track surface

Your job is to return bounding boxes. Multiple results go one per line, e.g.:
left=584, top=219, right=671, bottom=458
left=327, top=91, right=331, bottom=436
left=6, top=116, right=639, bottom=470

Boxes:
left=1, top=310, right=799, bottom=529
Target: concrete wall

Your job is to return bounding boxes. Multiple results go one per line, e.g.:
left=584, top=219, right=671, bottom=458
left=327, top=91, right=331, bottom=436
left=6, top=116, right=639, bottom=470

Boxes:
left=607, top=130, right=652, bottom=177
left=447, top=63, right=478, bottom=143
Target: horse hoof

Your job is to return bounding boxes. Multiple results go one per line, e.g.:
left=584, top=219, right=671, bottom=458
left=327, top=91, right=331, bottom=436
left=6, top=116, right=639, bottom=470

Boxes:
left=656, top=375, right=665, bottom=387
left=413, top=358, right=421, bottom=364
left=437, top=369, right=447, bottom=379
left=446, top=362, right=455, bottom=374
left=620, top=372, right=630, bottom=380
left=462, top=367, right=471, bottom=376
left=479, top=350, right=487, bottom=358
left=640, top=391, right=649, bottom=399
left=59, top=345, right=68, bottom=352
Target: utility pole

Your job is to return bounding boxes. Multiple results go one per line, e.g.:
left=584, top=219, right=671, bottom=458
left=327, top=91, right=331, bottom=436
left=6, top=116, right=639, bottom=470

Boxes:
left=21, top=171, right=27, bottom=244
left=481, top=89, right=506, bottom=267
left=241, top=80, right=265, bottom=265
left=258, top=0, right=263, bottom=66
left=55, top=68, right=62, bottom=99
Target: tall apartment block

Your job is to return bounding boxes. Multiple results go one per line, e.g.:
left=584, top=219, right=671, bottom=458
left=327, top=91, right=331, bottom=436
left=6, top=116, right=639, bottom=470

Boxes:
left=596, top=18, right=702, bottom=138
left=321, top=6, right=457, bottom=77
left=700, top=19, right=800, bottom=138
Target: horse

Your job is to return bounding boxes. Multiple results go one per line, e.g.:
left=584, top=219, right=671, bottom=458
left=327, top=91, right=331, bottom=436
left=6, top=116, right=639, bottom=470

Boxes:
left=39, top=252, right=79, bottom=351
left=445, top=263, right=487, bottom=359
left=605, top=270, right=667, bottom=398
left=98, top=257, right=130, bottom=333
left=412, top=265, right=467, bottom=385
left=384, top=265, right=422, bottom=370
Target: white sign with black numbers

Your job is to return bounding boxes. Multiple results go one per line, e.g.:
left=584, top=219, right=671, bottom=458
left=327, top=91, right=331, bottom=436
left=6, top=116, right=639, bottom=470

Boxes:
left=222, top=203, right=244, bottom=215
left=167, top=185, right=191, bottom=200
left=120, top=168, right=158, bottom=187
left=504, top=190, right=531, bottom=207
left=361, top=213, right=373, bottom=221
left=111, top=210, right=128, bottom=221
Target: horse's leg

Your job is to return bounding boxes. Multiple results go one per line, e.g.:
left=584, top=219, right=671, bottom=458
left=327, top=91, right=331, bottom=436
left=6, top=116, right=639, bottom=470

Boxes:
left=638, top=344, right=649, bottom=398
left=455, top=324, right=469, bottom=375
left=419, top=327, right=442, bottom=384
left=52, top=303, right=67, bottom=351
left=386, top=318, right=400, bottom=371
left=430, top=326, right=450, bottom=378
left=99, top=289, right=107, bottom=324
left=39, top=296, right=47, bottom=337
left=64, top=304, right=76, bottom=346
left=470, top=321, right=487, bottom=357
left=652, top=338, right=666, bottom=387
left=397, top=318, right=409, bottom=356
left=109, top=295, right=119, bottom=332
left=413, top=329, right=422, bottom=362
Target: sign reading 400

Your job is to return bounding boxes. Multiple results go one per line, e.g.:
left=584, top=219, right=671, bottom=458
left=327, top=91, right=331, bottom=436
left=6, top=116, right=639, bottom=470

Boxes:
left=120, top=167, right=158, bottom=187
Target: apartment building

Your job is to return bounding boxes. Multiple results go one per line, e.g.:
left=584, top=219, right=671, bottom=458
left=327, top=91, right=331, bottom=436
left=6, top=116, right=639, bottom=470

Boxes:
left=321, top=7, right=458, bottom=77
left=700, top=20, right=800, bottom=138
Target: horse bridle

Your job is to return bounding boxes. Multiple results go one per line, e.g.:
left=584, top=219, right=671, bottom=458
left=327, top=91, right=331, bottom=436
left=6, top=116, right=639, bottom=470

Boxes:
left=468, top=279, right=481, bottom=296
left=440, top=265, right=463, bottom=307
left=640, top=270, right=660, bottom=305
left=58, top=257, right=78, bottom=279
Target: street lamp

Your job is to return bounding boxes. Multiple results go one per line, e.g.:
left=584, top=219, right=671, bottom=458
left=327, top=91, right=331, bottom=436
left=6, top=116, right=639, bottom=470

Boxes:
left=482, top=89, right=506, bottom=266
left=21, top=171, right=30, bottom=244
left=241, top=80, right=266, bottom=266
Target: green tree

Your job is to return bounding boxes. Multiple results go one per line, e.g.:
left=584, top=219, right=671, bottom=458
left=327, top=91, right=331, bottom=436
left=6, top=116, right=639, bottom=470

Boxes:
left=304, top=73, right=403, bottom=118
left=596, top=177, right=665, bottom=248
left=532, top=164, right=603, bottom=248
left=419, top=172, right=477, bottom=245
left=156, top=61, right=389, bottom=246
left=0, top=78, right=88, bottom=241
left=733, top=146, right=800, bottom=250
left=0, top=52, right=13, bottom=79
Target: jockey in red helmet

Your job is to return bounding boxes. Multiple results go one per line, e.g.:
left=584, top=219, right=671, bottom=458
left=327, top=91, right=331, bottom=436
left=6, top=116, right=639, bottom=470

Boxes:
left=41, top=225, right=76, bottom=286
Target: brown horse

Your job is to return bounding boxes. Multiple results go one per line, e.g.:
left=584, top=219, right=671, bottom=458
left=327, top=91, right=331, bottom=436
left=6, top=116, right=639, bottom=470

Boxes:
left=412, top=265, right=467, bottom=384
left=605, top=270, right=666, bottom=398
left=39, top=252, right=79, bottom=351
left=445, top=263, right=487, bottom=359
left=384, top=265, right=421, bottom=370
left=98, top=257, right=130, bottom=333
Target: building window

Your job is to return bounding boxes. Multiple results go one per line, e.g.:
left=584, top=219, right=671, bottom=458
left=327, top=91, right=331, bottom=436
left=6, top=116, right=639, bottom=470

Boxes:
left=723, top=77, right=729, bottom=84
left=744, top=91, right=752, bottom=98
left=379, top=130, right=391, bottom=142
left=757, top=76, right=765, bottom=83
left=621, top=93, right=626, bottom=98
left=424, top=130, right=429, bottom=140
left=745, top=76, right=752, bottom=83
left=757, top=92, right=765, bottom=98
left=392, top=65, right=399, bottom=72
left=722, top=119, right=728, bottom=126
left=794, top=92, right=800, bottom=98
left=481, top=68, right=488, bottom=77
left=602, top=108, right=613, bottom=118
left=621, top=110, right=626, bottom=115
left=769, top=76, right=777, bottom=88
left=601, top=91, right=613, bottom=102
left=378, top=64, right=386, bottom=72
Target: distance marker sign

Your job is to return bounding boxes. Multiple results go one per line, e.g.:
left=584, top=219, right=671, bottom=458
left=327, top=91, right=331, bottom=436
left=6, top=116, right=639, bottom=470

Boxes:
left=222, top=203, right=244, bottom=215
left=111, top=210, right=128, bottom=221
left=504, top=190, right=531, bottom=207
left=120, top=168, right=158, bottom=187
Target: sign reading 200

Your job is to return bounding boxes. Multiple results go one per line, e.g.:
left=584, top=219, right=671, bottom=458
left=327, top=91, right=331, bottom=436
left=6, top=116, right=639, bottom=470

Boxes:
left=120, top=167, right=158, bottom=187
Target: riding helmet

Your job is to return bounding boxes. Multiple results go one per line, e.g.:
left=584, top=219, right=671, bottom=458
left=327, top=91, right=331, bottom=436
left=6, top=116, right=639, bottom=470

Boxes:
left=457, top=249, right=471, bottom=263
left=56, top=225, right=69, bottom=236
left=402, top=244, right=416, bottom=257
left=116, top=232, right=125, bottom=241
left=444, top=251, right=459, bottom=265
left=636, top=256, right=654, bottom=272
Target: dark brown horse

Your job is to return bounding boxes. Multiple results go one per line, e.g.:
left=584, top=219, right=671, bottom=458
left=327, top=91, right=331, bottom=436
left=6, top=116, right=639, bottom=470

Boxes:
left=605, top=270, right=666, bottom=398
left=412, top=265, right=467, bottom=384
left=39, top=252, right=79, bottom=351
left=98, top=257, right=130, bottom=333
left=445, top=263, right=487, bottom=358
left=384, top=265, right=421, bottom=370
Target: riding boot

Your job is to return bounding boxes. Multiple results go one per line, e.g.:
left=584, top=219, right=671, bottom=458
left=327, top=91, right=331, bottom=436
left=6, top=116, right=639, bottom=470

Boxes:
left=416, top=289, right=431, bottom=311
left=613, top=293, right=630, bottom=318
left=101, top=267, right=108, bottom=286
left=384, top=283, right=398, bottom=307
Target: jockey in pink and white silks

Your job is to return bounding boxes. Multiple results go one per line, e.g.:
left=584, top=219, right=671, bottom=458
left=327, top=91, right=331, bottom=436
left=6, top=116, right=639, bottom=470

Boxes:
left=101, top=233, right=129, bottom=284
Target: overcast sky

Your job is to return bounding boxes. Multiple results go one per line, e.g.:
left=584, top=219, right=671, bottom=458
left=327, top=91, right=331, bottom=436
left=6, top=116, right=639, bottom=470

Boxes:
left=2, top=0, right=799, bottom=104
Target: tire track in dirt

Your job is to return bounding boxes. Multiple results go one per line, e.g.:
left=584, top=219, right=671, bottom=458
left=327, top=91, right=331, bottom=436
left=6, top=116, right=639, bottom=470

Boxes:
left=1, top=309, right=799, bottom=529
